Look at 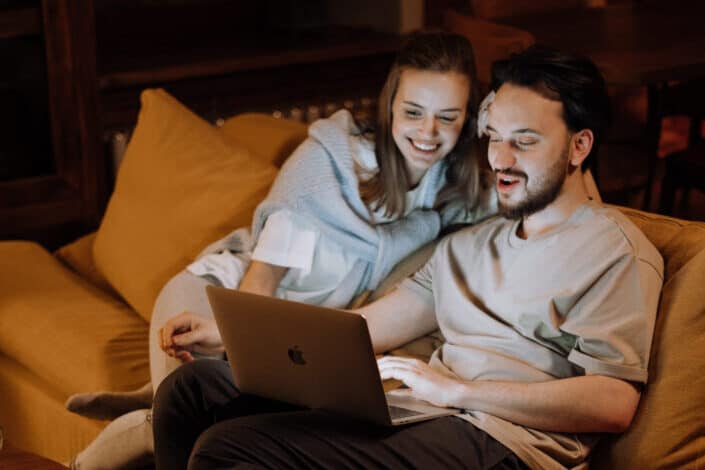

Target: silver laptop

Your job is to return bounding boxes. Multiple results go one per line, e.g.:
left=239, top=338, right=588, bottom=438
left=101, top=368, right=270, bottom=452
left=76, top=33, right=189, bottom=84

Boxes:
left=206, top=286, right=459, bottom=426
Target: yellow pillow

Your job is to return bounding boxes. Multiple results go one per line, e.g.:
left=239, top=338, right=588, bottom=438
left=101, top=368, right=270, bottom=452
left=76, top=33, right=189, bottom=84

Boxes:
left=220, top=113, right=308, bottom=168
left=55, top=232, right=116, bottom=296
left=94, top=89, right=278, bottom=321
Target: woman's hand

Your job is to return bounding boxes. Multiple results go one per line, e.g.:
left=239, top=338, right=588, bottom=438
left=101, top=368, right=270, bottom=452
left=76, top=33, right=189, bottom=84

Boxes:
left=377, top=356, right=462, bottom=408
left=158, top=312, right=224, bottom=363
left=157, top=260, right=286, bottom=364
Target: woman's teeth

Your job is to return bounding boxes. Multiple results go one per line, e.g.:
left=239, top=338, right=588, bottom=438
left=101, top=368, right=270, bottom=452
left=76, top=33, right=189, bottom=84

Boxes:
left=411, top=140, right=438, bottom=151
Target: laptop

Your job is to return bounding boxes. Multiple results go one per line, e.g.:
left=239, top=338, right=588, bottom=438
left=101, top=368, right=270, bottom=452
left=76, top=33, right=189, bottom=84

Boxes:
left=206, top=286, right=459, bottom=426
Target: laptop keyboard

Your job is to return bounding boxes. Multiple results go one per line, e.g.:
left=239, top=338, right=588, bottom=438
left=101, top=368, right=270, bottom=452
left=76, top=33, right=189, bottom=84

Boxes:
left=388, top=405, right=424, bottom=420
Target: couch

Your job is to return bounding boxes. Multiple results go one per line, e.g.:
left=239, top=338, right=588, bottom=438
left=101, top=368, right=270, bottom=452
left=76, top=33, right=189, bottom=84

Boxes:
left=0, top=89, right=703, bottom=468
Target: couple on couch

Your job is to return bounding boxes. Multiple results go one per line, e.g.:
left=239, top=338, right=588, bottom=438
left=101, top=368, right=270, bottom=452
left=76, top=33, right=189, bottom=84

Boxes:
left=69, top=31, right=662, bottom=470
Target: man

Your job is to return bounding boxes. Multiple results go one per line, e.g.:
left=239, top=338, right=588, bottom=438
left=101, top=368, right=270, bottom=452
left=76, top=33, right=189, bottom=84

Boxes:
left=152, top=45, right=663, bottom=469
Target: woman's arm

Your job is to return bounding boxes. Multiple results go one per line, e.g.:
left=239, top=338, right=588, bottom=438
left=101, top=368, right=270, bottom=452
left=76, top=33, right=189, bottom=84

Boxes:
left=238, top=260, right=288, bottom=296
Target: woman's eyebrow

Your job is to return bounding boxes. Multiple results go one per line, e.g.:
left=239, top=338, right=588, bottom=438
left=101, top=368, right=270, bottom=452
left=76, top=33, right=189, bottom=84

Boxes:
left=402, top=101, right=462, bottom=113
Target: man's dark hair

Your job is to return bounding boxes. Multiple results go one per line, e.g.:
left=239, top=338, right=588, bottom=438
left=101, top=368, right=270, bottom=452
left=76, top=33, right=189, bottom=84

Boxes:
left=490, top=44, right=611, bottom=171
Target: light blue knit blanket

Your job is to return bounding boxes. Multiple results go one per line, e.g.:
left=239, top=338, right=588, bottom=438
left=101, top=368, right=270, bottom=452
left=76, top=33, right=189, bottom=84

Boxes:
left=251, top=110, right=446, bottom=291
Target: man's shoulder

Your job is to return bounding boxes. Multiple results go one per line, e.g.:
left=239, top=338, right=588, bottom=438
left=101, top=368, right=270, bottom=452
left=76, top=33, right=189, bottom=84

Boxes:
left=580, top=203, right=663, bottom=273
left=584, top=203, right=652, bottom=249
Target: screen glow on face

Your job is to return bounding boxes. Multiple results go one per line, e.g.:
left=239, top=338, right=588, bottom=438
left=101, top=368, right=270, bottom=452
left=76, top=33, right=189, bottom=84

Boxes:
left=391, top=68, right=469, bottom=185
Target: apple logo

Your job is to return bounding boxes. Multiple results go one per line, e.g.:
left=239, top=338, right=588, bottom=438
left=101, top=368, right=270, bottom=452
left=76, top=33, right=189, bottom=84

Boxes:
left=288, top=345, right=306, bottom=365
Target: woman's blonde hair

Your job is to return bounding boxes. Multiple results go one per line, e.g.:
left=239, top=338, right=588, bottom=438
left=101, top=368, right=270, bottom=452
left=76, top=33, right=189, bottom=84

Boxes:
left=360, top=30, right=484, bottom=218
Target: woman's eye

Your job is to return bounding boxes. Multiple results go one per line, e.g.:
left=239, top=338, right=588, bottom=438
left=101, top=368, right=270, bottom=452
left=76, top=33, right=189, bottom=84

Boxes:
left=404, top=109, right=422, bottom=118
left=438, top=115, right=458, bottom=123
left=517, top=140, right=537, bottom=147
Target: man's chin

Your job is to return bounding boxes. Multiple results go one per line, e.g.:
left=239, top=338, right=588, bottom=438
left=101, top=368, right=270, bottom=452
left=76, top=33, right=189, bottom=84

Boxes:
left=499, top=192, right=559, bottom=220
left=497, top=194, right=529, bottom=220
left=498, top=194, right=552, bottom=220
left=499, top=203, right=526, bottom=220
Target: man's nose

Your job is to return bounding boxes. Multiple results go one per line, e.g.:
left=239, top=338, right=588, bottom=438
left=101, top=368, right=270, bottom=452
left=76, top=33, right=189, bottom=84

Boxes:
left=490, top=142, right=516, bottom=170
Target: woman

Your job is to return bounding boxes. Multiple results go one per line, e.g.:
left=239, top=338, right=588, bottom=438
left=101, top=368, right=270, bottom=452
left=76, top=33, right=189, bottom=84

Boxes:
left=67, top=30, right=495, bottom=469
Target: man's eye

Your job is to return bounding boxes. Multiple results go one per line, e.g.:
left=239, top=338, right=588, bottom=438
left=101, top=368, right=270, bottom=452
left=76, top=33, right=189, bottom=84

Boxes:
left=516, top=140, right=537, bottom=147
left=488, top=138, right=501, bottom=143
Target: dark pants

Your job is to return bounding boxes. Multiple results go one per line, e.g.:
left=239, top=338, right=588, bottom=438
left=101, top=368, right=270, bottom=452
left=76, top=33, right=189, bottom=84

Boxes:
left=153, top=360, right=527, bottom=470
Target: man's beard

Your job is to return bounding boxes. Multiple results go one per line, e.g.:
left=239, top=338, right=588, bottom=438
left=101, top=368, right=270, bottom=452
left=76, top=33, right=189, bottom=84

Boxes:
left=498, top=149, right=569, bottom=220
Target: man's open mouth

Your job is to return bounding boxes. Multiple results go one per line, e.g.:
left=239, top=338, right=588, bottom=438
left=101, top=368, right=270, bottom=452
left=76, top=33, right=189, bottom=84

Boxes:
left=496, top=172, right=524, bottom=191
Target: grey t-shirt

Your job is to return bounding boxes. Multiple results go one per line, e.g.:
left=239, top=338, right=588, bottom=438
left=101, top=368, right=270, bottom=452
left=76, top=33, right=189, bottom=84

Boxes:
left=401, top=201, right=663, bottom=469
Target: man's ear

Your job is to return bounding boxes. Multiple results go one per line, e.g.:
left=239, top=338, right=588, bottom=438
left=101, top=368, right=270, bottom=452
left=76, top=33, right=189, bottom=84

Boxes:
left=569, top=129, right=594, bottom=167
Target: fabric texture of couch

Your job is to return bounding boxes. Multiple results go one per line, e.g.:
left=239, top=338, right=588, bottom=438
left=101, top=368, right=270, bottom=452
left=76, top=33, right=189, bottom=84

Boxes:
left=0, top=89, right=703, bottom=468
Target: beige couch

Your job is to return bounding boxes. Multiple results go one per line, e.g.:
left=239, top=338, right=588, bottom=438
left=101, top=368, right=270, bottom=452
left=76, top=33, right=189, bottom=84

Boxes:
left=0, top=89, right=703, bottom=468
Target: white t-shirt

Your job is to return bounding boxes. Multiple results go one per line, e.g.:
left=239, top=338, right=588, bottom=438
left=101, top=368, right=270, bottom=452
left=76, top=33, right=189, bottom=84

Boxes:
left=401, top=201, right=663, bottom=469
left=187, top=136, right=438, bottom=308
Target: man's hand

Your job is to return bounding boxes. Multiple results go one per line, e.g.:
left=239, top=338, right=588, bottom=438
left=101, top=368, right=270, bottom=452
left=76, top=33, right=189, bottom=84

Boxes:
left=158, top=312, right=225, bottom=363
left=377, top=356, right=461, bottom=408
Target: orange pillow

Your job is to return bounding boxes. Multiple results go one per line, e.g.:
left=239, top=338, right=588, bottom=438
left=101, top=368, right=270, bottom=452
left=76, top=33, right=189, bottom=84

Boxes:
left=94, top=89, right=277, bottom=320
left=55, top=232, right=116, bottom=296
left=220, top=113, right=308, bottom=168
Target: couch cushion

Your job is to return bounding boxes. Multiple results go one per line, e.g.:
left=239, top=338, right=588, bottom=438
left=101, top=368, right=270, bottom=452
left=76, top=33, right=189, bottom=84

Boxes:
left=55, top=113, right=307, bottom=302
left=0, top=241, right=150, bottom=396
left=0, top=353, right=104, bottom=464
left=591, top=208, right=705, bottom=469
left=220, top=113, right=308, bottom=168
left=55, top=232, right=116, bottom=296
left=93, top=89, right=278, bottom=320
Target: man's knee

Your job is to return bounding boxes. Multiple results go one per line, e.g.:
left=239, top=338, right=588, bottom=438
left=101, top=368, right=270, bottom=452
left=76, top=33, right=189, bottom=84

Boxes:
left=154, top=360, right=229, bottom=416
left=188, top=419, right=271, bottom=470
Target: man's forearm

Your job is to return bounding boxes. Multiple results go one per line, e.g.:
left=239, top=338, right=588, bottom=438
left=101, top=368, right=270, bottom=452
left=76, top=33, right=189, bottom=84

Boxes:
left=446, top=374, right=640, bottom=434
left=355, top=286, right=438, bottom=354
